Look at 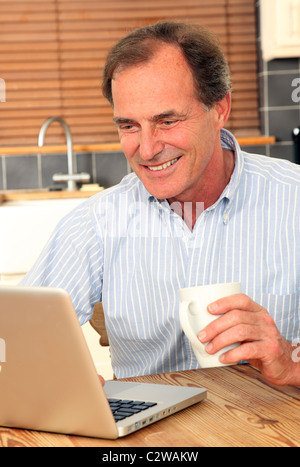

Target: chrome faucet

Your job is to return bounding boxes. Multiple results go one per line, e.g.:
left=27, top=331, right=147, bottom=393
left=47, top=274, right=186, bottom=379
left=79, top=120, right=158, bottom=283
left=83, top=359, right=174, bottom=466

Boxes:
left=38, top=117, right=90, bottom=191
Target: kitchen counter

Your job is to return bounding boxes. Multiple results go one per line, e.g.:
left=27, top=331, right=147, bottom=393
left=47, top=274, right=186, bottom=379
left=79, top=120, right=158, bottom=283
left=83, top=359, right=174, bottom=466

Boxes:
left=0, top=143, right=122, bottom=156
left=0, top=188, right=104, bottom=203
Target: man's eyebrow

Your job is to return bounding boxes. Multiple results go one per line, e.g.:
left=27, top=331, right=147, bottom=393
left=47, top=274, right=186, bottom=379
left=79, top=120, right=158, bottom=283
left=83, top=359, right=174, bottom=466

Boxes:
left=113, top=110, right=187, bottom=126
left=150, top=110, right=187, bottom=121
left=113, top=117, right=135, bottom=126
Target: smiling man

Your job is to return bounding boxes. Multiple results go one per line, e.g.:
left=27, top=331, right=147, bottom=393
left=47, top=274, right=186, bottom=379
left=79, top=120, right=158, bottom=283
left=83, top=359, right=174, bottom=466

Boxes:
left=22, top=22, right=300, bottom=386
left=104, top=24, right=234, bottom=229
left=111, top=48, right=234, bottom=228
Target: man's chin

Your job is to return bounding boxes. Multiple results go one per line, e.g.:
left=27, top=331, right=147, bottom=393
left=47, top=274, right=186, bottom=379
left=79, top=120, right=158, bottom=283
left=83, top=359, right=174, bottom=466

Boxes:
left=144, top=186, right=179, bottom=201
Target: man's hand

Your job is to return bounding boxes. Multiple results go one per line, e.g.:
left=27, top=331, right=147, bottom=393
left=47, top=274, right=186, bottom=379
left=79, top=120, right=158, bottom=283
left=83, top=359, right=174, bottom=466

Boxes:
left=198, top=294, right=300, bottom=386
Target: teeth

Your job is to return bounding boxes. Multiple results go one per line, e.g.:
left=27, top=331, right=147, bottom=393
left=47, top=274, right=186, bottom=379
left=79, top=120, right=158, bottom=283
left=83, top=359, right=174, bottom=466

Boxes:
left=148, top=157, right=179, bottom=171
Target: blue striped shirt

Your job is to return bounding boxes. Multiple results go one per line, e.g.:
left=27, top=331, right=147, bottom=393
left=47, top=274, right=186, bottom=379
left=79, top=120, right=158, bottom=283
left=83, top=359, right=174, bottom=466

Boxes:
left=21, top=129, right=300, bottom=378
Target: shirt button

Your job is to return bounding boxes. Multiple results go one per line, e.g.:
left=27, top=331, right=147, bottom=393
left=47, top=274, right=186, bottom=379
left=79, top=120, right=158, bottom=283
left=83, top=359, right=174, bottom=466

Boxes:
left=182, top=236, right=189, bottom=244
left=223, top=214, right=229, bottom=224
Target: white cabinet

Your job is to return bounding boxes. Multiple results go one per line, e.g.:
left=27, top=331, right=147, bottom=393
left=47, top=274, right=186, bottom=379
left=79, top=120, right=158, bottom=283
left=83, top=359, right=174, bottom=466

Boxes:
left=261, top=0, right=300, bottom=61
left=0, top=198, right=86, bottom=275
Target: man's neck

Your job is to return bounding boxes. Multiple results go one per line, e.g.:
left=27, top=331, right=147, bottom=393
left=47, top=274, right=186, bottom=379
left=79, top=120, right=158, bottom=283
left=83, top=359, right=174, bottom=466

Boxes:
left=168, top=149, right=235, bottom=231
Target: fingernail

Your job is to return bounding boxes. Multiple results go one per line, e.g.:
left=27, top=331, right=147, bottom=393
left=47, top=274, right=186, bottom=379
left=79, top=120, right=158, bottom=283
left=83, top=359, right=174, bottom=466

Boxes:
left=207, top=303, right=217, bottom=313
left=206, top=343, right=213, bottom=353
left=198, top=331, right=206, bottom=342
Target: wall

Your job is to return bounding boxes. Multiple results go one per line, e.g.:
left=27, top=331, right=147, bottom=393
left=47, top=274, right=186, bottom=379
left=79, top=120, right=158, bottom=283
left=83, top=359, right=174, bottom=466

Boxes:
left=257, top=58, right=300, bottom=163
left=0, top=0, right=260, bottom=147
left=0, top=150, right=129, bottom=191
left=254, top=0, right=300, bottom=164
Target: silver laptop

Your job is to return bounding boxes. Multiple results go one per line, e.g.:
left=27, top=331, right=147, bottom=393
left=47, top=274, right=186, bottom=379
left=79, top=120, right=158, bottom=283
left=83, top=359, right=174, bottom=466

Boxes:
left=0, top=286, right=207, bottom=439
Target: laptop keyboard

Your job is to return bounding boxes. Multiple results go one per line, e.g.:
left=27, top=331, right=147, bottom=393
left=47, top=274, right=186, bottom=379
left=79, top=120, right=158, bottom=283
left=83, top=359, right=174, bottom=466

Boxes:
left=108, top=398, right=158, bottom=422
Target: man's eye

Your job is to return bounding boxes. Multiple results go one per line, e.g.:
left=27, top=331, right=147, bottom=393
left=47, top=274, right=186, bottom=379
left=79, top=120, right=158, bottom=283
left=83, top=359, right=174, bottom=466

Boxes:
left=161, top=120, right=178, bottom=127
left=119, top=124, right=136, bottom=132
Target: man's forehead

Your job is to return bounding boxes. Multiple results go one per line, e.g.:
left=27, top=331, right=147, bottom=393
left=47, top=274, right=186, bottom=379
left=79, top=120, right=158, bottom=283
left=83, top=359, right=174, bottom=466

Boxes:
left=112, top=44, right=192, bottom=88
left=111, top=44, right=198, bottom=120
left=112, top=42, right=188, bottom=77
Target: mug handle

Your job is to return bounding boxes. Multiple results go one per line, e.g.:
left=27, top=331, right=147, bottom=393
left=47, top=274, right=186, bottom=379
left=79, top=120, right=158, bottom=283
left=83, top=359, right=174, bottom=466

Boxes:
left=179, top=301, right=207, bottom=357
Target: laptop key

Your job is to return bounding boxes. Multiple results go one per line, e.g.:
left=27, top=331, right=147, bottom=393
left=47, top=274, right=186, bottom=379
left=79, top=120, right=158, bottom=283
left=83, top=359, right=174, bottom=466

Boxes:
left=142, top=402, right=157, bottom=407
left=114, top=410, right=135, bottom=418
left=131, top=403, right=157, bottom=410
left=109, top=398, right=158, bottom=422
left=120, top=407, right=143, bottom=414
left=114, top=414, right=127, bottom=421
left=119, top=403, right=135, bottom=409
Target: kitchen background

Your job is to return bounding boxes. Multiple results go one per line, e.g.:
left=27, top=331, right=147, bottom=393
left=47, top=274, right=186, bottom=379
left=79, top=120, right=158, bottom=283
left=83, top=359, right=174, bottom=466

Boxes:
left=1, top=0, right=299, bottom=192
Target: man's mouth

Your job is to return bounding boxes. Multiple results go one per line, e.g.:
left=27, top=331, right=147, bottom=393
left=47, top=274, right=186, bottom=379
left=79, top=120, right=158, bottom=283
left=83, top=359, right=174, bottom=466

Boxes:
left=147, top=157, right=180, bottom=172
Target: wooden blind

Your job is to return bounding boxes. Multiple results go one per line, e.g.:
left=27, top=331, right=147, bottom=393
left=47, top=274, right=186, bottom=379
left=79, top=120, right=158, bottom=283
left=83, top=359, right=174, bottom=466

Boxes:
left=0, top=0, right=259, bottom=147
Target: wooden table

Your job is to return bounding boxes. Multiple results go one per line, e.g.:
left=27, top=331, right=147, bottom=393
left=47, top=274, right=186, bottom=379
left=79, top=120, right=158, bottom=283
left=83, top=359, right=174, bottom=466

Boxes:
left=1, top=365, right=300, bottom=447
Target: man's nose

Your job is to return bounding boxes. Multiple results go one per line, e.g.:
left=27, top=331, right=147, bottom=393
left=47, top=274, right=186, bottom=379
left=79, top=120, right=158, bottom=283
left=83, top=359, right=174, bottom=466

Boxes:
left=139, top=127, right=164, bottom=161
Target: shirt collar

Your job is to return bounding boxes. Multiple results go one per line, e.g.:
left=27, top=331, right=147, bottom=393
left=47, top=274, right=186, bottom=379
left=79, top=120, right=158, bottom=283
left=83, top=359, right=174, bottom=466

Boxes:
left=142, top=128, right=244, bottom=206
left=218, top=128, right=244, bottom=204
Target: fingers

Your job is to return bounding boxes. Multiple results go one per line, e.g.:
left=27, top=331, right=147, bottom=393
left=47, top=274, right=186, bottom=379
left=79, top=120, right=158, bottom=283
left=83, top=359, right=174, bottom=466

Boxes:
left=198, top=307, right=269, bottom=345
left=207, top=293, right=265, bottom=315
left=218, top=341, right=264, bottom=365
left=203, top=321, right=262, bottom=355
left=197, top=293, right=277, bottom=364
left=196, top=293, right=297, bottom=386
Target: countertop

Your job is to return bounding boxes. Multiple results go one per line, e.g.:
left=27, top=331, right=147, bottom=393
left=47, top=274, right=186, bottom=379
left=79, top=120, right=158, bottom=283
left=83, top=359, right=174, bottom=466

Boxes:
left=0, top=189, right=103, bottom=203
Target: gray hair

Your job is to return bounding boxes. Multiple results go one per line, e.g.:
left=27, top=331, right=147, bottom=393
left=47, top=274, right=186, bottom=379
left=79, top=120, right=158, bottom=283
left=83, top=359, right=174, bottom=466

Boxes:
left=102, top=21, right=232, bottom=109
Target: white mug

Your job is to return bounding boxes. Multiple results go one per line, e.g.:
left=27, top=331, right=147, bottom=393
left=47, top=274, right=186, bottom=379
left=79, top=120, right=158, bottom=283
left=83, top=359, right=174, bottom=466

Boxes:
left=179, top=282, right=242, bottom=368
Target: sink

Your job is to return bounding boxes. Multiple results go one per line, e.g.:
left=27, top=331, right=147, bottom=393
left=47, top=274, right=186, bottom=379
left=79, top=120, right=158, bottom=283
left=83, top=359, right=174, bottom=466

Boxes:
left=0, top=198, right=87, bottom=275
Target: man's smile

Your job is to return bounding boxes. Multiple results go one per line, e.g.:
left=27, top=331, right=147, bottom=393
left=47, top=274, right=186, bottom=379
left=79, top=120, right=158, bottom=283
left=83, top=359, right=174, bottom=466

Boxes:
left=144, top=156, right=181, bottom=172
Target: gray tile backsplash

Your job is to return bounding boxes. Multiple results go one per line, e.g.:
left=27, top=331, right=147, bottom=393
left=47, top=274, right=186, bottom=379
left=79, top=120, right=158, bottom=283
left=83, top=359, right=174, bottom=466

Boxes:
left=0, top=151, right=129, bottom=191
left=258, top=57, right=300, bottom=163
left=40, top=153, right=68, bottom=189
left=256, top=0, right=300, bottom=164
left=5, top=155, right=39, bottom=190
left=94, top=152, right=129, bottom=187
left=268, top=72, right=300, bottom=108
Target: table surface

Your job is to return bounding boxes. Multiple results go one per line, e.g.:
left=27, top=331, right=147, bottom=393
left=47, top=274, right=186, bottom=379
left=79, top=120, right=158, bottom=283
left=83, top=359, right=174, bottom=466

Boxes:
left=1, top=365, right=300, bottom=447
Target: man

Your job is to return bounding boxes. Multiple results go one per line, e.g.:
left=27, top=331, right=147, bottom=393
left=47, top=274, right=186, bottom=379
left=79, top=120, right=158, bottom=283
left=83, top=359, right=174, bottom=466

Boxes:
left=22, top=22, right=300, bottom=385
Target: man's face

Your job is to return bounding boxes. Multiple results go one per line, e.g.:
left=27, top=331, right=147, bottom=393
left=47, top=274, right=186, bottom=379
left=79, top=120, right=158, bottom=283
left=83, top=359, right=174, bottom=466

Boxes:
left=111, top=44, right=226, bottom=203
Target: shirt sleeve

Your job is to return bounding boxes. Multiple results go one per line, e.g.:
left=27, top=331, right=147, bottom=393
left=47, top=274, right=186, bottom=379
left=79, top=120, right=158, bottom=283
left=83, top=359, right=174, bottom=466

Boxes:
left=20, top=201, right=104, bottom=325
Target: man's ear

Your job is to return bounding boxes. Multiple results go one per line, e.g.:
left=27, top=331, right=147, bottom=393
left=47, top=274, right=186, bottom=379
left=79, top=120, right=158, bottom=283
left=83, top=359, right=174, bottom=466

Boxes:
left=214, top=93, right=231, bottom=130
